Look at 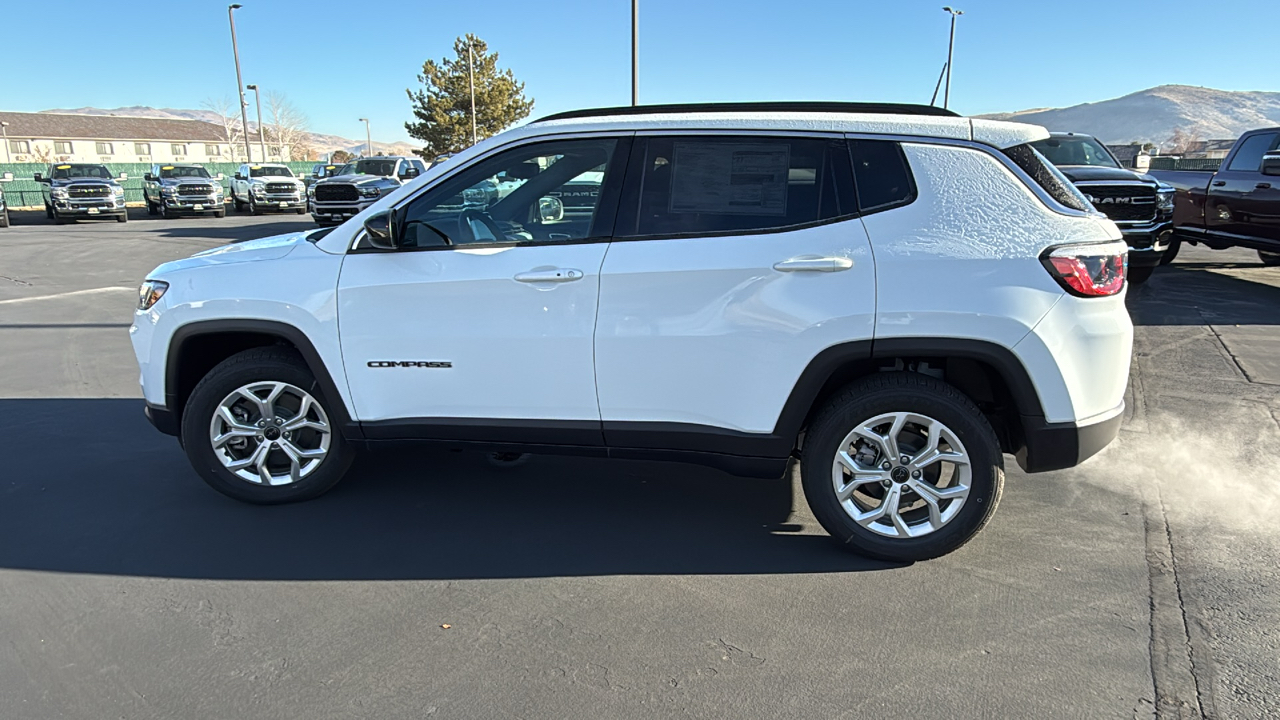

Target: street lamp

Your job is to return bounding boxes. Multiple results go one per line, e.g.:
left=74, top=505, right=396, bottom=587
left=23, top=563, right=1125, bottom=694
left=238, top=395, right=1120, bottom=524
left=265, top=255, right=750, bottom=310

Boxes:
left=0, top=122, right=9, bottom=164
left=358, top=118, right=371, bottom=158
left=942, top=6, right=963, bottom=111
left=227, top=4, right=253, bottom=163
left=246, top=84, right=267, bottom=161
left=466, top=41, right=478, bottom=146
left=632, top=0, right=639, bottom=106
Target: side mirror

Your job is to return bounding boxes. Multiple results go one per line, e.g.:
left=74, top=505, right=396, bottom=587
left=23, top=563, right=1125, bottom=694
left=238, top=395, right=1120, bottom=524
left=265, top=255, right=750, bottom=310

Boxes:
left=1262, top=155, right=1280, bottom=177
left=117, top=173, right=128, bottom=181
left=363, top=210, right=396, bottom=250
left=215, top=173, right=224, bottom=181
left=144, top=173, right=157, bottom=182
left=234, top=173, right=244, bottom=181
left=538, top=196, right=565, bottom=223
left=402, top=167, right=419, bottom=179
left=33, top=173, right=44, bottom=182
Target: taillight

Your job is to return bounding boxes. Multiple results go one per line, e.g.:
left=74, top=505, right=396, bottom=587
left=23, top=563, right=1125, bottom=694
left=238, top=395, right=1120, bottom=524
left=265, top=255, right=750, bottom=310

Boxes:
left=1041, top=241, right=1128, bottom=297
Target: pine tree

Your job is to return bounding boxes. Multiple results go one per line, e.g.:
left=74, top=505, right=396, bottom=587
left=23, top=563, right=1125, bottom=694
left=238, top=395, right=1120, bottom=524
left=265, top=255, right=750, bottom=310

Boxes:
left=405, top=35, right=535, bottom=158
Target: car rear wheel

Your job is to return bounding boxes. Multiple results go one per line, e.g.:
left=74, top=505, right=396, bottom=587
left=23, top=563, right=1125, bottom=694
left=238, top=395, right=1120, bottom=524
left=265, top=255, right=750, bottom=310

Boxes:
left=181, top=347, right=353, bottom=504
left=801, top=372, right=1004, bottom=562
left=1258, top=250, right=1280, bottom=267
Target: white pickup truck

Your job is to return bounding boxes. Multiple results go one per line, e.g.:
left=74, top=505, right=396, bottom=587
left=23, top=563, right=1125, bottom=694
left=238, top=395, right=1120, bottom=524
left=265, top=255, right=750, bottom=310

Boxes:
left=229, top=164, right=307, bottom=215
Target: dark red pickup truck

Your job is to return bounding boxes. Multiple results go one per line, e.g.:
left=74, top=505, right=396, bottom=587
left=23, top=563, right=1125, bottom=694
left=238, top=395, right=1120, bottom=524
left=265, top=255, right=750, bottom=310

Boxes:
left=1149, top=127, right=1280, bottom=265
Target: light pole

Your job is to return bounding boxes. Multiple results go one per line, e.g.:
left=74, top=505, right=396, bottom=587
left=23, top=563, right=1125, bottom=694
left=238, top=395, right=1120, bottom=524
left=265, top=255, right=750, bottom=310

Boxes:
left=227, top=4, right=253, bottom=163
left=358, top=118, right=371, bottom=157
left=467, top=41, right=478, bottom=146
left=1, top=122, right=9, bottom=164
left=942, top=6, right=963, bottom=111
left=246, top=84, right=267, bottom=161
left=631, top=0, right=639, bottom=106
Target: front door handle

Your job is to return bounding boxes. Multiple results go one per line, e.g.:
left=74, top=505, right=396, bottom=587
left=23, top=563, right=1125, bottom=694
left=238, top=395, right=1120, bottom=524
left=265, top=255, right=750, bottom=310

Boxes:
left=1212, top=180, right=1226, bottom=187
left=1257, top=182, right=1272, bottom=189
left=773, top=256, right=855, bottom=273
left=514, top=268, right=584, bottom=283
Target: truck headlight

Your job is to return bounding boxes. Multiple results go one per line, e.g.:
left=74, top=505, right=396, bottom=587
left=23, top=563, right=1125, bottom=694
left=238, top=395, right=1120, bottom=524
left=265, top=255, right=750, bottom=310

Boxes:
left=250, top=183, right=265, bottom=195
left=307, top=187, right=316, bottom=199
left=137, top=280, right=169, bottom=311
left=161, top=186, right=176, bottom=196
left=52, top=188, right=68, bottom=199
left=113, top=186, right=125, bottom=196
left=358, top=186, right=381, bottom=198
left=1156, top=187, right=1175, bottom=211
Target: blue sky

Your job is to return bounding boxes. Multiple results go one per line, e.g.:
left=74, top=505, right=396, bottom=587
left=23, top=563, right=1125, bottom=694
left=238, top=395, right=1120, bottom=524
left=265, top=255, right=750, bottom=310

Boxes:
left=4, top=0, right=1276, bottom=145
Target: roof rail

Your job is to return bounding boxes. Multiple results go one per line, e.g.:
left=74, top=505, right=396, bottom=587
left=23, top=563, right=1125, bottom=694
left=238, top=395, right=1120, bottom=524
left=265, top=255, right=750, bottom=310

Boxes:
left=533, top=102, right=961, bottom=124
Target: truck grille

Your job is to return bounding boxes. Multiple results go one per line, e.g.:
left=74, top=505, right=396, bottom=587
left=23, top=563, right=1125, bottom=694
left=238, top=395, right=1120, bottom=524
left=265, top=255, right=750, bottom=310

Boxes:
left=68, top=186, right=111, bottom=198
left=266, top=183, right=298, bottom=195
left=178, top=184, right=215, bottom=196
left=1081, top=185, right=1157, bottom=223
left=315, top=184, right=359, bottom=202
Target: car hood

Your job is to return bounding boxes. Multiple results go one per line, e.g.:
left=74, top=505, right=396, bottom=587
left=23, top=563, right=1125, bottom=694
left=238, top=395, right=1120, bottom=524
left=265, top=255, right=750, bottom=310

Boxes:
left=315, top=174, right=394, bottom=186
left=154, top=231, right=307, bottom=274
left=247, top=175, right=299, bottom=183
left=1057, top=165, right=1156, bottom=184
left=53, top=178, right=119, bottom=187
left=161, top=177, right=217, bottom=186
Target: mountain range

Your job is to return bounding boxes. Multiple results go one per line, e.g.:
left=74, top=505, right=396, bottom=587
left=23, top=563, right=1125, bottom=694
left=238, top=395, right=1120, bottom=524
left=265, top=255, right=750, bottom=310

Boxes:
left=978, top=85, right=1280, bottom=146
left=39, top=106, right=421, bottom=158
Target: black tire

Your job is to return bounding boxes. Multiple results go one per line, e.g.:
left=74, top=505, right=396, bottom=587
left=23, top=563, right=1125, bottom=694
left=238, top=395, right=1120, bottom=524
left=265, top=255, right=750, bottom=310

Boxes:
left=233, top=192, right=246, bottom=211
left=296, top=207, right=306, bottom=215
left=116, top=212, right=128, bottom=223
left=181, top=347, right=354, bottom=505
left=250, top=198, right=262, bottom=216
left=45, top=202, right=53, bottom=220
left=801, top=372, right=1004, bottom=562
left=0, top=209, right=9, bottom=228
left=1159, top=237, right=1180, bottom=265
left=147, top=197, right=159, bottom=216
left=1258, top=250, right=1280, bottom=267
left=1128, top=264, right=1154, bottom=285
left=161, top=203, right=174, bottom=219
left=214, top=209, right=226, bottom=219
left=52, top=207, right=67, bottom=225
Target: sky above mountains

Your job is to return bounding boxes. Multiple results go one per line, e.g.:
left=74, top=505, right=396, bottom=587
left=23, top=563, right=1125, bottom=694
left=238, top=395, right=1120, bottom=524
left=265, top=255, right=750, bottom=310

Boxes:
left=5, top=0, right=1276, bottom=143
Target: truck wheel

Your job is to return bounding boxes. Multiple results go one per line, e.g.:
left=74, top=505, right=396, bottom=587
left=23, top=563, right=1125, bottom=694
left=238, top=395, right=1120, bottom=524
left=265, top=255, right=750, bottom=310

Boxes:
left=214, top=208, right=226, bottom=219
left=52, top=207, right=68, bottom=225
left=161, top=203, right=174, bottom=219
left=295, top=207, right=306, bottom=215
left=0, top=209, right=8, bottom=228
left=233, top=192, right=246, bottom=211
left=1128, top=265, right=1154, bottom=284
left=801, top=372, right=1004, bottom=562
left=45, top=202, right=53, bottom=220
left=181, top=347, right=353, bottom=505
left=1159, top=238, right=1180, bottom=265
left=116, top=212, right=128, bottom=223
left=146, top=198, right=158, bottom=216
left=1258, top=250, right=1280, bottom=267
left=250, top=199, right=262, bottom=216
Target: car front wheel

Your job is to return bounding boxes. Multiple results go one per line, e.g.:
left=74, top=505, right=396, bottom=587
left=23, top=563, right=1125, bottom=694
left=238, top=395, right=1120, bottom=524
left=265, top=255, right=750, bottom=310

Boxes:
left=1258, top=250, right=1280, bottom=267
left=181, top=347, right=353, bottom=504
left=801, top=372, right=1004, bottom=562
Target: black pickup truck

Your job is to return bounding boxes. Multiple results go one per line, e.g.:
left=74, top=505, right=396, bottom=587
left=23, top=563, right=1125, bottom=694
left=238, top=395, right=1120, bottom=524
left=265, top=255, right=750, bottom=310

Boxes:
left=1149, top=128, right=1280, bottom=265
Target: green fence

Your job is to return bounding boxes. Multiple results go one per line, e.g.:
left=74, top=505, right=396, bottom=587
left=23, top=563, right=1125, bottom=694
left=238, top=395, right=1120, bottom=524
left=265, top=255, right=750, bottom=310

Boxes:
left=0, top=162, right=317, bottom=209
left=1147, top=157, right=1223, bottom=172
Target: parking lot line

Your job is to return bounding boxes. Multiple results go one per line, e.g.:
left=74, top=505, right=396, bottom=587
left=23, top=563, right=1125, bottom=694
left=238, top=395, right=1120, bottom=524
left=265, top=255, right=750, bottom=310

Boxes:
left=0, top=286, right=135, bottom=306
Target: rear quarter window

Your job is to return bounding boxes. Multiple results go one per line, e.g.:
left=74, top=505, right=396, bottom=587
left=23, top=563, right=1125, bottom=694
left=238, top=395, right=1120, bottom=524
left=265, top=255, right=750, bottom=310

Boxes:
left=849, top=140, right=916, bottom=213
left=1001, top=144, right=1094, bottom=213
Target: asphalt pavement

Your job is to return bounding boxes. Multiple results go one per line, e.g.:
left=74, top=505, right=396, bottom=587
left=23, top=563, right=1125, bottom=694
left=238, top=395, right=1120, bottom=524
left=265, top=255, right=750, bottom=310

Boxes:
left=0, top=209, right=1275, bottom=719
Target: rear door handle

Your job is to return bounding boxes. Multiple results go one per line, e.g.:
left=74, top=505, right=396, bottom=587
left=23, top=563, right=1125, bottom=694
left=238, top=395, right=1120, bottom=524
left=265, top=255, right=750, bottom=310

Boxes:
left=1212, top=180, right=1226, bottom=187
left=514, top=268, right=584, bottom=283
left=1257, top=182, right=1272, bottom=189
left=773, top=256, right=855, bottom=273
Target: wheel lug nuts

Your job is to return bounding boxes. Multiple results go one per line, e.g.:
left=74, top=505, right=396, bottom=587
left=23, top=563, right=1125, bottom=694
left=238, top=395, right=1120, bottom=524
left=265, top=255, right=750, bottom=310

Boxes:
left=912, top=470, right=921, bottom=479
left=899, top=455, right=911, bottom=465
left=881, top=479, right=893, bottom=488
left=881, top=462, right=892, bottom=470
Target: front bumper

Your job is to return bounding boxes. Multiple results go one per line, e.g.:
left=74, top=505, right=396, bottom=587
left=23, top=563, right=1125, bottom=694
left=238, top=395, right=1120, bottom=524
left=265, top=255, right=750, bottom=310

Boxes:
left=163, top=194, right=224, bottom=213
left=144, top=402, right=180, bottom=436
left=311, top=198, right=377, bottom=223
left=1118, top=219, right=1173, bottom=267
left=251, top=192, right=306, bottom=210
left=1016, top=405, right=1123, bottom=473
left=53, top=197, right=126, bottom=215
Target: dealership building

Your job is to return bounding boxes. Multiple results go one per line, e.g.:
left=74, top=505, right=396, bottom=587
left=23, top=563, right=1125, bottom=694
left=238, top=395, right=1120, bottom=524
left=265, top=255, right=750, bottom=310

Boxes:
left=0, top=111, right=290, bottom=165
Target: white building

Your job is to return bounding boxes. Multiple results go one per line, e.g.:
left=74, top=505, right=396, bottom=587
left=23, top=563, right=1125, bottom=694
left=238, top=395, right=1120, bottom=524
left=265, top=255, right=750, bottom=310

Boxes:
left=0, top=111, right=290, bottom=165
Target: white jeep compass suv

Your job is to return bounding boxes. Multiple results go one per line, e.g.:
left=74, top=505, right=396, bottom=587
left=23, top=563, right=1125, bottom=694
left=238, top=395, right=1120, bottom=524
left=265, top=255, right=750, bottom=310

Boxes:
left=131, top=102, right=1132, bottom=561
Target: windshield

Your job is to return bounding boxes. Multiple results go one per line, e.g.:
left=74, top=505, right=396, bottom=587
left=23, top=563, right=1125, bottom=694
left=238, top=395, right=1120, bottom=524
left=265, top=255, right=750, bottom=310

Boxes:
left=1031, top=136, right=1119, bottom=169
left=249, top=166, right=294, bottom=178
left=339, top=159, right=398, bottom=177
left=160, top=166, right=211, bottom=179
left=52, top=165, right=112, bottom=180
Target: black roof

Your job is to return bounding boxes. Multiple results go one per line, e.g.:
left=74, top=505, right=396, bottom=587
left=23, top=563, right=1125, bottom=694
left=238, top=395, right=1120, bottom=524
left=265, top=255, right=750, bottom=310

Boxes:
left=533, top=102, right=960, bottom=124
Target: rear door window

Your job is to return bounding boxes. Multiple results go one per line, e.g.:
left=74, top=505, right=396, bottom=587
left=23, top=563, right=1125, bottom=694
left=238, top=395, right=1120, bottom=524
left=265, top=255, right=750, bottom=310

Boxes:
left=615, top=135, right=854, bottom=238
left=1226, top=133, right=1280, bottom=172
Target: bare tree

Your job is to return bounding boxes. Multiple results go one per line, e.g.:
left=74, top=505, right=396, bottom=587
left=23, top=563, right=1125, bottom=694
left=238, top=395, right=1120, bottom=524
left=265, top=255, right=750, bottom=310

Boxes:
left=1165, top=128, right=1201, bottom=156
left=202, top=96, right=246, bottom=160
left=264, top=92, right=314, bottom=161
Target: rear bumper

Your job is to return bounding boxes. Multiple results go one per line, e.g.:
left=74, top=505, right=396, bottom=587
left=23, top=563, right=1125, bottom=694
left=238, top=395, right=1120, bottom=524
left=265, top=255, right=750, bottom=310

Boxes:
left=144, top=402, right=180, bottom=437
left=1016, top=404, right=1123, bottom=473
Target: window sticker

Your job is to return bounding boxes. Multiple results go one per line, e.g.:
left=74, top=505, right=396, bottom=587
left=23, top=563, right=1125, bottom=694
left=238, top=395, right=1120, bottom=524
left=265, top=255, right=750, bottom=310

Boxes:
left=669, top=142, right=789, bottom=216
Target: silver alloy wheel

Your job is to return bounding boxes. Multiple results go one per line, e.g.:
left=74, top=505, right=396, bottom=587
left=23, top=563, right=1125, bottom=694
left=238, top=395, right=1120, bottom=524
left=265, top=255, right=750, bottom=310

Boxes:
left=831, top=411, right=972, bottom=539
left=209, top=381, right=331, bottom=486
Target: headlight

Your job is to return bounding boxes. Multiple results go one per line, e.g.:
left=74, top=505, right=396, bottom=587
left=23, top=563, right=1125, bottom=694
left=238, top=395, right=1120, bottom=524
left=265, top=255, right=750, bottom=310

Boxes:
left=1156, top=186, right=1175, bottom=211
left=307, top=187, right=315, bottom=198
left=113, top=186, right=125, bottom=196
left=161, top=186, right=176, bottom=196
left=358, top=186, right=381, bottom=198
left=250, top=183, right=265, bottom=195
left=52, top=188, right=68, bottom=198
left=137, top=280, right=169, bottom=311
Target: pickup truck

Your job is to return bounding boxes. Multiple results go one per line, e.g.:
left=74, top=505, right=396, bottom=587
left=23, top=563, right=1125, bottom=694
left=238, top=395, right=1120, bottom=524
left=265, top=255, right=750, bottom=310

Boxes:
left=34, top=163, right=129, bottom=224
left=1149, top=127, right=1280, bottom=266
left=143, top=163, right=226, bottom=219
left=1032, top=133, right=1174, bottom=283
left=308, top=156, right=425, bottom=226
left=229, top=164, right=307, bottom=216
